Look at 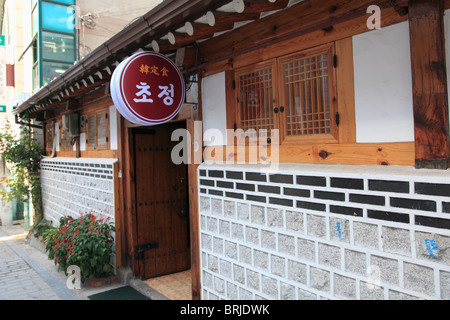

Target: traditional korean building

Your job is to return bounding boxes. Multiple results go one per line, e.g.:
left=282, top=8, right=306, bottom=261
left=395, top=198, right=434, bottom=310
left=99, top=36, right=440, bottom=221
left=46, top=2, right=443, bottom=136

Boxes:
left=13, top=0, right=450, bottom=300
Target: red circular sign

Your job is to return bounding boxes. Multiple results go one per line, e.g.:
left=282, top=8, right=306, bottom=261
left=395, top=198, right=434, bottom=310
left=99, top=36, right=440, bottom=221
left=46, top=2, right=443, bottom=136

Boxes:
left=111, top=52, right=185, bottom=126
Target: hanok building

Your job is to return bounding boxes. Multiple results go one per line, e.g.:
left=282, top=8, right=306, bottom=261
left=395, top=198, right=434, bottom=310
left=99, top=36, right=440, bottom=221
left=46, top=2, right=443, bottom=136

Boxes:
left=14, top=0, right=450, bottom=300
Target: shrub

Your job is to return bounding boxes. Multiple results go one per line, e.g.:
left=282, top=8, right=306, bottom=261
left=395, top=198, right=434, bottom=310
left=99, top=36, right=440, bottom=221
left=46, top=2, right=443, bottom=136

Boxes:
left=32, top=219, right=54, bottom=238
left=46, top=212, right=116, bottom=282
left=0, top=114, right=44, bottom=225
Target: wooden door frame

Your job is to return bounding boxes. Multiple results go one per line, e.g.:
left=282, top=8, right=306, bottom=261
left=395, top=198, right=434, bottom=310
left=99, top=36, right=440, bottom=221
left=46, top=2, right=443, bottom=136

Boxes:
left=119, top=103, right=201, bottom=300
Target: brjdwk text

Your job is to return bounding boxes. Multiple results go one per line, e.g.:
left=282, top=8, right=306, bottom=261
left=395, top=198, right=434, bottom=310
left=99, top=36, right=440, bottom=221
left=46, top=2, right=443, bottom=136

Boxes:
left=180, top=304, right=270, bottom=317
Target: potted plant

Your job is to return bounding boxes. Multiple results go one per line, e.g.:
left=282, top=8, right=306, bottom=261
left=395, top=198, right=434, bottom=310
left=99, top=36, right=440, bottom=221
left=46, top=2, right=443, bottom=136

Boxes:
left=46, top=212, right=116, bottom=284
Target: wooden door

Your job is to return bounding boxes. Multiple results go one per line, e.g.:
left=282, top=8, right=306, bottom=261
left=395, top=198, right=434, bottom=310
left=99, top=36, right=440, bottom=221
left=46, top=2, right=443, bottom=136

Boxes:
left=134, top=122, right=190, bottom=279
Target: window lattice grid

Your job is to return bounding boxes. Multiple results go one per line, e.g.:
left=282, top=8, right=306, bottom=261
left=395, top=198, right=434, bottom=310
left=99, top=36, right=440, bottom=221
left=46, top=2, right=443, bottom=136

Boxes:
left=283, top=53, right=331, bottom=136
left=238, top=67, right=275, bottom=133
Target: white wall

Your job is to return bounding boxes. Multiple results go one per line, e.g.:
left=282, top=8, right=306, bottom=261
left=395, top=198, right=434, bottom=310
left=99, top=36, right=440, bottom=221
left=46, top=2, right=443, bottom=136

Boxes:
left=109, top=105, right=118, bottom=150
left=201, top=72, right=228, bottom=147
left=353, top=21, right=414, bottom=143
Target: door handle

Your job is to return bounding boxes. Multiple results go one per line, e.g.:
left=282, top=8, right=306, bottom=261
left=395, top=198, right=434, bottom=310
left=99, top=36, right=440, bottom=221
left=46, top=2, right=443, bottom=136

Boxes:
left=178, top=208, right=188, bottom=220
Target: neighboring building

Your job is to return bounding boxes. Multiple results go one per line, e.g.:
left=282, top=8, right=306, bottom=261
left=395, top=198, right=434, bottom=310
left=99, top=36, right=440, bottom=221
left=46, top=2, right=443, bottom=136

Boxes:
left=12, top=0, right=450, bottom=300
left=0, top=0, right=162, bottom=227
left=76, top=0, right=164, bottom=60
left=0, top=0, right=28, bottom=227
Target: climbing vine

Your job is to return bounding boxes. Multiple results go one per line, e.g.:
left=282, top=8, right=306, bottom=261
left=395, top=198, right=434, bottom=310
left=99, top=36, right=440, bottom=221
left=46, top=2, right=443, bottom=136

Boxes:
left=0, top=112, right=44, bottom=225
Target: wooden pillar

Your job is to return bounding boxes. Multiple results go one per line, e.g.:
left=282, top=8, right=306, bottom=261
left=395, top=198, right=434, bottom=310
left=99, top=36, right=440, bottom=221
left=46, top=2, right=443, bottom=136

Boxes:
left=409, top=0, right=449, bottom=169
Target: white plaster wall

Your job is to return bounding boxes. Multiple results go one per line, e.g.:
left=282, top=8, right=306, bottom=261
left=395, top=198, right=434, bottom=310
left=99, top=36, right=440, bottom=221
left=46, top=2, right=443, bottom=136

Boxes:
left=55, top=123, right=60, bottom=152
left=109, top=105, right=118, bottom=150
left=353, top=21, right=414, bottom=143
left=201, top=72, right=227, bottom=147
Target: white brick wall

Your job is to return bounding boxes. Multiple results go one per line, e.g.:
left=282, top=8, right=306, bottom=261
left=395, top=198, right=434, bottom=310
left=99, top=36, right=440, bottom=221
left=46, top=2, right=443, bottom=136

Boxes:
left=41, top=158, right=117, bottom=226
left=198, top=163, right=450, bottom=300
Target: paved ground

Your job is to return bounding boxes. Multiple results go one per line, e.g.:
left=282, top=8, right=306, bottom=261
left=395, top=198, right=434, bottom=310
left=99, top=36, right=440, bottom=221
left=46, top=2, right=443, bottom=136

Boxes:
left=0, top=223, right=165, bottom=300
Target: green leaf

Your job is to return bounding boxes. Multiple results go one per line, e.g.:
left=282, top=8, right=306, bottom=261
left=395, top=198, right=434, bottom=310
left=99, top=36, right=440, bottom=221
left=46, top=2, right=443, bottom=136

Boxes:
left=103, top=264, right=111, bottom=273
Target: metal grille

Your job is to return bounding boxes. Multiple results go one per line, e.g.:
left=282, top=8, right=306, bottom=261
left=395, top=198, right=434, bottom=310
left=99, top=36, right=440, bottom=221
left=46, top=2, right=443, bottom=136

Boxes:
left=282, top=52, right=331, bottom=136
left=238, top=66, right=274, bottom=133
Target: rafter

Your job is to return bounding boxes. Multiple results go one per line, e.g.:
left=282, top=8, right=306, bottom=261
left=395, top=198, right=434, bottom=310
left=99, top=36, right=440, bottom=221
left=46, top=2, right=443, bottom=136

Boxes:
left=185, top=21, right=234, bottom=37
left=29, top=72, right=111, bottom=116
left=242, top=0, right=290, bottom=13
left=216, top=0, right=245, bottom=13
left=150, top=39, right=173, bottom=53
left=167, top=31, right=216, bottom=48
left=205, top=10, right=260, bottom=26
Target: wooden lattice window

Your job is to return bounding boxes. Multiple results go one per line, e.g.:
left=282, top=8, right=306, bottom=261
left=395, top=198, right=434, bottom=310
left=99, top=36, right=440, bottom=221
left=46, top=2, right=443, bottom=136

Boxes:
left=234, top=43, right=338, bottom=144
left=279, top=44, right=338, bottom=143
left=236, top=61, right=275, bottom=135
left=88, top=114, right=97, bottom=147
left=86, top=110, right=109, bottom=150
left=59, top=122, right=74, bottom=152
left=45, top=124, right=54, bottom=151
left=96, top=112, right=108, bottom=147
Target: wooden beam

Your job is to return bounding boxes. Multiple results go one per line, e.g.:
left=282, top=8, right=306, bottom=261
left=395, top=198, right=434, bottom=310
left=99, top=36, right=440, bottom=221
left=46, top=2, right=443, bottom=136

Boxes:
left=63, top=99, right=80, bottom=111
left=175, top=47, right=198, bottom=69
left=167, top=32, right=186, bottom=45
left=199, top=0, right=409, bottom=63
left=409, top=0, right=449, bottom=169
left=167, top=31, right=216, bottom=48
left=44, top=110, right=55, bottom=120
left=113, top=161, right=123, bottom=268
left=336, top=37, right=356, bottom=144
left=242, top=0, right=290, bottom=13
left=217, top=0, right=246, bottom=13
left=150, top=39, right=173, bottom=53
left=205, top=10, right=260, bottom=26
left=185, top=21, right=234, bottom=37
left=200, top=5, right=408, bottom=76
left=204, top=142, right=415, bottom=166
left=186, top=114, right=201, bottom=300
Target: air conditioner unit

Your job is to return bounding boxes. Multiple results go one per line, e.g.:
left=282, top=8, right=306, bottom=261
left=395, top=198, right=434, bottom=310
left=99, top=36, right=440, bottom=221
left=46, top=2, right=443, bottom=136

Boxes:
left=62, top=113, right=80, bottom=137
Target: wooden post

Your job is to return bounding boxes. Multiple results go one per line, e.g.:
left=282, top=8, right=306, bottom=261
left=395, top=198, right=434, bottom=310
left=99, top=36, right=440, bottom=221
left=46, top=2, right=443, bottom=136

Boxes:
left=409, top=0, right=449, bottom=169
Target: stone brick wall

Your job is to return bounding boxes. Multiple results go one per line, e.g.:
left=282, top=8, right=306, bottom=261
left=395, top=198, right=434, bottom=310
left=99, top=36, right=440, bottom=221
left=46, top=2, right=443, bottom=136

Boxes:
left=41, top=158, right=117, bottom=226
left=198, top=163, right=450, bottom=300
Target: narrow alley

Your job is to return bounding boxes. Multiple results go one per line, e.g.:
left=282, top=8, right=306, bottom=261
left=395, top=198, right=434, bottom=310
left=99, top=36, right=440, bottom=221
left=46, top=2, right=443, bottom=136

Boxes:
left=0, top=223, right=159, bottom=300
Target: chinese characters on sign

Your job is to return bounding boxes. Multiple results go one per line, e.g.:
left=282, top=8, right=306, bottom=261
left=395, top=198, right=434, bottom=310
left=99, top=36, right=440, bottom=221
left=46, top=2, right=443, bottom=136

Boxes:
left=139, top=64, right=169, bottom=77
left=110, top=51, right=185, bottom=126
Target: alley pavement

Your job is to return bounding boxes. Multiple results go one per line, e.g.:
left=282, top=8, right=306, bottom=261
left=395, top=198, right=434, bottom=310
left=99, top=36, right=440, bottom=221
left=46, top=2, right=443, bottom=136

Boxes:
left=0, top=223, right=140, bottom=300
